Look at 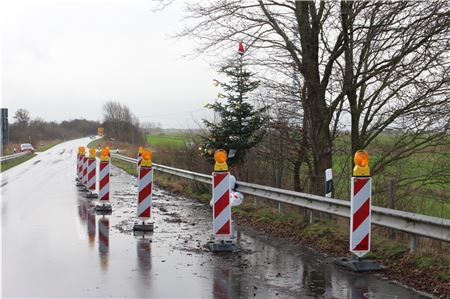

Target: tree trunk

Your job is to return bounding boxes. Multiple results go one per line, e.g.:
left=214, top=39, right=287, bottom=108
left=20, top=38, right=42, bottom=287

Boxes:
left=295, top=1, right=333, bottom=195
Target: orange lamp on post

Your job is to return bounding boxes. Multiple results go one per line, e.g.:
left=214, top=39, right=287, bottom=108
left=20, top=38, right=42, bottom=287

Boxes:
left=89, top=148, right=96, bottom=158
left=214, top=149, right=228, bottom=172
left=79, top=146, right=86, bottom=155
left=100, top=148, right=110, bottom=161
left=141, top=150, right=152, bottom=167
left=353, top=150, right=370, bottom=177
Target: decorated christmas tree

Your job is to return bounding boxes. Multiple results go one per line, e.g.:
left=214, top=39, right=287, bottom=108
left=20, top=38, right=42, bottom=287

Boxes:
left=201, top=42, right=266, bottom=165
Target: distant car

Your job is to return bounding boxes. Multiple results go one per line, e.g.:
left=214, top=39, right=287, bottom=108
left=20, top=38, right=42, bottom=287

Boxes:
left=20, top=143, right=35, bottom=153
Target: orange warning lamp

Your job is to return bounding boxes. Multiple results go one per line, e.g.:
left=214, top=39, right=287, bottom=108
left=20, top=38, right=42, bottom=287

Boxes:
left=138, top=146, right=144, bottom=154
left=89, top=148, right=96, bottom=158
left=141, top=150, right=153, bottom=167
left=214, top=149, right=228, bottom=172
left=353, top=150, right=370, bottom=177
left=79, top=146, right=86, bottom=155
left=100, top=148, right=110, bottom=161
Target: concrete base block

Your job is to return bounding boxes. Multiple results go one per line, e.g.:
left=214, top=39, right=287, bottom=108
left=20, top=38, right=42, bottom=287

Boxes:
left=85, top=192, right=98, bottom=199
left=133, top=230, right=153, bottom=238
left=334, top=257, right=382, bottom=272
left=207, top=239, right=236, bottom=253
left=133, top=222, right=154, bottom=232
left=95, top=204, right=112, bottom=215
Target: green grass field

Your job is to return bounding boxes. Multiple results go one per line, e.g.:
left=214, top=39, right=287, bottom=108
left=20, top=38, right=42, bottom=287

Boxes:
left=146, top=134, right=191, bottom=148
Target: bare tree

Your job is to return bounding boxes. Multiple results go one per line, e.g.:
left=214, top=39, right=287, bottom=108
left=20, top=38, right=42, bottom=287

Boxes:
left=102, top=101, right=144, bottom=144
left=13, top=109, right=30, bottom=126
left=336, top=1, right=449, bottom=164
left=179, top=0, right=450, bottom=194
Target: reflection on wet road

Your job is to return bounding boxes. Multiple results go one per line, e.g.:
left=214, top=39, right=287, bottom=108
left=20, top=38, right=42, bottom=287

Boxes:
left=2, top=138, right=428, bottom=298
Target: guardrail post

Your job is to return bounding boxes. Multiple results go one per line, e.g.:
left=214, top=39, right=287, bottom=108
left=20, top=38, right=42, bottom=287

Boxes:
left=389, top=180, right=396, bottom=209
left=410, top=234, right=418, bottom=252
left=388, top=180, right=396, bottom=239
left=277, top=202, right=281, bottom=213
left=309, top=210, right=314, bottom=224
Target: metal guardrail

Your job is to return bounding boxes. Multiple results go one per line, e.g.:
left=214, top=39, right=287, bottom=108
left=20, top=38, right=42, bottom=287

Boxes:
left=0, top=152, right=29, bottom=162
left=110, top=153, right=450, bottom=246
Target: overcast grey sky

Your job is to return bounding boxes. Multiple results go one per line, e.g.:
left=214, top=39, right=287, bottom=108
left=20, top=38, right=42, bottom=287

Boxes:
left=1, top=0, right=218, bottom=128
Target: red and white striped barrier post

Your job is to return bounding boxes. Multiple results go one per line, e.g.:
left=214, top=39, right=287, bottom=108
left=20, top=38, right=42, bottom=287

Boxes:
left=350, top=151, right=371, bottom=257
left=98, top=216, right=109, bottom=272
left=76, top=148, right=80, bottom=180
left=351, top=176, right=371, bottom=256
left=208, top=150, right=235, bottom=252
left=133, top=150, right=154, bottom=232
left=95, top=148, right=112, bottom=213
left=336, top=150, right=380, bottom=272
left=213, top=172, right=231, bottom=237
left=78, top=151, right=83, bottom=179
left=137, top=146, right=143, bottom=173
left=85, top=148, right=98, bottom=199
left=79, top=153, right=88, bottom=190
left=76, top=147, right=85, bottom=186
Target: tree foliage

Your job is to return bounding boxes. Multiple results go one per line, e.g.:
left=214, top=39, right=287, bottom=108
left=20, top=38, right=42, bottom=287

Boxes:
left=9, top=108, right=101, bottom=145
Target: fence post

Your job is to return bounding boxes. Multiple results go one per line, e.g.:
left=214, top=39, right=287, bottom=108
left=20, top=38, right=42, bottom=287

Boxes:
left=410, top=234, right=418, bottom=252
left=388, top=180, right=396, bottom=239
left=389, top=180, right=396, bottom=209
left=309, top=210, right=314, bottom=224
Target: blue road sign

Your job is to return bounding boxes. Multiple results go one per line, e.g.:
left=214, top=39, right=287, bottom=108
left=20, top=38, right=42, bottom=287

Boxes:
left=1, top=108, right=8, bottom=146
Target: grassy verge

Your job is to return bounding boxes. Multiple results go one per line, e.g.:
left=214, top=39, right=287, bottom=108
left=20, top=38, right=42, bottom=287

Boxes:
left=1, top=154, right=36, bottom=172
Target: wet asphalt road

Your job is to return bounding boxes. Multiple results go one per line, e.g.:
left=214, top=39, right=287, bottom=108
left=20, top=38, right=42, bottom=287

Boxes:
left=2, top=138, right=428, bottom=298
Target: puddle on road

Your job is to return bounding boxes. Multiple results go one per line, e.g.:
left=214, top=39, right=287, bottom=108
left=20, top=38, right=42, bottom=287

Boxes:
left=73, top=165, right=429, bottom=299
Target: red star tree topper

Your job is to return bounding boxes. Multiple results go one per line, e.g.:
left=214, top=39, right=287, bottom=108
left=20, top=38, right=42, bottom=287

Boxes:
left=238, top=41, right=245, bottom=55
